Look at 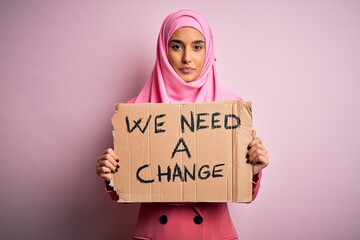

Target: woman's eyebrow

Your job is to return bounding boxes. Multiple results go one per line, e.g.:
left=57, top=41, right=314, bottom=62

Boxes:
left=169, top=39, right=205, bottom=44
left=193, top=40, right=205, bottom=44
left=169, top=39, right=183, bottom=44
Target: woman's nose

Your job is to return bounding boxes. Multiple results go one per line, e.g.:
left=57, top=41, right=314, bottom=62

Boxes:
left=182, top=49, right=192, bottom=64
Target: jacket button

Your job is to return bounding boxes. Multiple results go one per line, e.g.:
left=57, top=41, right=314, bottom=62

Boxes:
left=193, top=215, right=203, bottom=225
left=159, top=215, right=168, bottom=224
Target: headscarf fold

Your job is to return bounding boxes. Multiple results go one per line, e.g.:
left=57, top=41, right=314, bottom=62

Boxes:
left=134, top=9, right=239, bottom=103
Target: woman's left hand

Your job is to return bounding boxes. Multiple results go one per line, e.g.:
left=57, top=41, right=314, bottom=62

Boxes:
left=247, top=130, right=269, bottom=176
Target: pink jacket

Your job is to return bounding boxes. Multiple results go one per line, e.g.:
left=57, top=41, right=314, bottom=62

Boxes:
left=105, top=172, right=261, bottom=240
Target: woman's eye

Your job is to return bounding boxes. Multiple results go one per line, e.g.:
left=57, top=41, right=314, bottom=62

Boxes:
left=194, top=45, right=203, bottom=51
left=171, top=45, right=182, bottom=50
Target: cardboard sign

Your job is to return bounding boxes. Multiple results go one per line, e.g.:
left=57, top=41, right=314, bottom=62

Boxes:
left=110, top=100, right=253, bottom=203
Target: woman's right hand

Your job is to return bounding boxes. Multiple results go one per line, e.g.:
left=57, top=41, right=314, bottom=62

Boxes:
left=96, top=148, right=119, bottom=182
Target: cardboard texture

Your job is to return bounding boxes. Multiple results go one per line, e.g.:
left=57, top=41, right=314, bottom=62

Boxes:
left=110, top=100, right=253, bottom=203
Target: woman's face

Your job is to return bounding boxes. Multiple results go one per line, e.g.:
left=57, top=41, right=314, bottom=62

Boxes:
left=168, top=27, right=206, bottom=83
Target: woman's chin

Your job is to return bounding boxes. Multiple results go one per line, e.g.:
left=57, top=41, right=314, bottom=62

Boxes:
left=180, top=75, right=197, bottom=83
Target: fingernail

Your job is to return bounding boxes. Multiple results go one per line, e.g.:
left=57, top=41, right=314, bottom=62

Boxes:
left=115, top=168, right=118, bottom=172
left=116, top=164, right=120, bottom=169
left=116, top=159, right=119, bottom=163
left=247, top=146, right=250, bottom=150
left=246, top=154, right=249, bottom=159
left=111, top=170, right=115, bottom=173
left=246, top=159, right=250, bottom=164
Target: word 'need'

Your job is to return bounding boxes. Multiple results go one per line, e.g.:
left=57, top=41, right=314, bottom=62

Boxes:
left=126, top=111, right=241, bottom=134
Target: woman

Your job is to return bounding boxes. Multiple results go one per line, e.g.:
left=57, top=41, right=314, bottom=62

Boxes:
left=96, top=9, right=269, bottom=240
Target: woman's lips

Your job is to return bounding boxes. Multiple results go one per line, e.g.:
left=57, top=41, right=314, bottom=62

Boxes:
left=179, top=67, right=194, bottom=74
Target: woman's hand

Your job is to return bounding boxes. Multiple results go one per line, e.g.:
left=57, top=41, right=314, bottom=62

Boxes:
left=96, top=148, right=119, bottom=182
left=247, top=130, right=269, bottom=176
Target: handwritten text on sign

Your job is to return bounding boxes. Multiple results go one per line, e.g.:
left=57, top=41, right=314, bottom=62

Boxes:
left=111, top=101, right=253, bottom=203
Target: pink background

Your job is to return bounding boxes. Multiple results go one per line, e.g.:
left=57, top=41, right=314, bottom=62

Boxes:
left=1, top=1, right=359, bottom=239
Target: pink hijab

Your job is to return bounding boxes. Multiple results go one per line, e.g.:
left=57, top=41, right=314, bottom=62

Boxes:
left=133, top=9, right=239, bottom=103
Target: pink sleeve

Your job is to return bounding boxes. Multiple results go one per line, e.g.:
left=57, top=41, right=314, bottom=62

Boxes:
left=251, top=171, right=262, bottom=201
left=104, top=181, right=119, bottom=201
